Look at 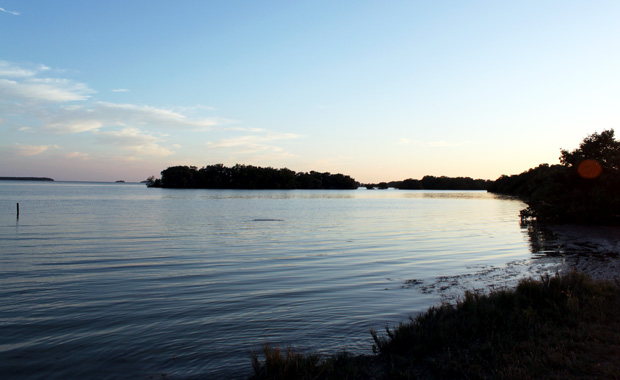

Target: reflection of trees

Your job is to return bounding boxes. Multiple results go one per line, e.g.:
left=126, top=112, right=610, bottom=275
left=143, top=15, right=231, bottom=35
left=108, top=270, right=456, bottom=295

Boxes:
left=520, top=220, right=564, bottom=258
left=521, top=219, right=620, bottom=282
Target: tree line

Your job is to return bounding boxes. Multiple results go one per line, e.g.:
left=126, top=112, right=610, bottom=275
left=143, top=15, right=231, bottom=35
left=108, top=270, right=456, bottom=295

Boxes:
left=488, top=129, right=620, bottom=224
left=147, top=164, right=495, bottom=191
left=148, top=129, right=620, bottom=224
left=147, top=164, right=359, bottom=190
left=364, top=176, right=492, bottom=190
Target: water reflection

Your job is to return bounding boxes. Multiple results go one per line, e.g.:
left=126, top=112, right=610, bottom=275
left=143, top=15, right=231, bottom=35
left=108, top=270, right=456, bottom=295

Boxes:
left=3, top=182, right=598, bottom=380
left=521, top=221, right=566, bottom=257
left=402, top=220, right=620, bottom=302
left=522, top=221, right=620, bottom=280
left=418, top=191, right=493, bottom=200
left=160, top=189, right=359, bottom=200
left=158, top=189, right=502, bottom=201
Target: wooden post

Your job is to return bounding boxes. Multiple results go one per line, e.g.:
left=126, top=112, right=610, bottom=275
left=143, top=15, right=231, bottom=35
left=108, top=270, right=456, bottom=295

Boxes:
left=17, top=203, right=19, bottom=218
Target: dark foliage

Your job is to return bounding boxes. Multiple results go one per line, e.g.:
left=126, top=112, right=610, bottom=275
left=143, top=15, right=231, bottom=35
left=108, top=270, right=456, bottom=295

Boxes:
left=364, top=176, right=492, bottom=190
left=488, top=129, right=620, bottom=224
left=560, top=129, right=620, bottom=170
left=369, top=271, right=620, bottom=379
left=149, top=164, right=358, bottom=190
left=0, top=177, right=54, bottom=181
left=419, top=175, right=492, bottom=190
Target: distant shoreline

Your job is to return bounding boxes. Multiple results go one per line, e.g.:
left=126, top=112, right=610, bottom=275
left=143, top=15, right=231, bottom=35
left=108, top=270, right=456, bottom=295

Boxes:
left=0, top=177, right=54, bottom=181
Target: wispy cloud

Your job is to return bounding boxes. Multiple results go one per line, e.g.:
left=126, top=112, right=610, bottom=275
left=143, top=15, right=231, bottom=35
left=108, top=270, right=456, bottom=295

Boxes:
left=94, top=102, right=216, bottom=130
left=0, top=61, right=221, bottom=135
left=36, top=101, right=218, bottom=136
left=0, top=77, right=94, bottom=102
left=14, top=143, right=52, bottom=156
left=0, top=61, right=85, bottom=103
left=174, top=104, right=217, bottom=113
left=0, top=60, right=300, bottom=166
left=0, top=7, right=20, bottom=16
left=93, top=127, right=174, bottom=157
left=65, top=151, right=90, bottom=160
left=0, top=60, right=48, bottom=77
left=207, top=132, right=302, bottom=154
left=46, top=119, right=103, bottom=134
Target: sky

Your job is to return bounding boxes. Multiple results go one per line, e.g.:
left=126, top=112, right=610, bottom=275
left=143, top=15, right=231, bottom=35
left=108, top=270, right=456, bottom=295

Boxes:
left=1, top=1, right=620, bottom=183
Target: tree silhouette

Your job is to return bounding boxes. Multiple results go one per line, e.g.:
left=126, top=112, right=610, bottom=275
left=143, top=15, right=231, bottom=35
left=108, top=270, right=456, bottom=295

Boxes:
left=151, top=164, right=358, bottom=190
left=560, top=129, right=620, bottom=171
left=489, top=129, right=620, bottom=224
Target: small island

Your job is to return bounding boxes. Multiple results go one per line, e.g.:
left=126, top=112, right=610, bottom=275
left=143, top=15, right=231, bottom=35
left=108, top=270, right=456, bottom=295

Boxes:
left=146, top=164, right=359, bottom=189
left=363, top=176, right=492, bottom=190
left=0, top=177, right=54, bottom=181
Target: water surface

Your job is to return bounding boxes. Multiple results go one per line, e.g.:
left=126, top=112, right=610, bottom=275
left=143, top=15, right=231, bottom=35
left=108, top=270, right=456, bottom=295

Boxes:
left=1, top=182, right=546, bottom=379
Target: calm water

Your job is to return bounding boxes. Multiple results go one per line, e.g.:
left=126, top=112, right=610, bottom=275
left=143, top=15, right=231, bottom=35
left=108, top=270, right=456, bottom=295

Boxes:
left=1, top=181, right=544, bottom=379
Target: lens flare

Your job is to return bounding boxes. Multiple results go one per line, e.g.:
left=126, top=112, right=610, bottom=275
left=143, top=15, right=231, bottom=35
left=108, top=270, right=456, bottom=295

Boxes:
left=577, top=159, right=603, bottom=179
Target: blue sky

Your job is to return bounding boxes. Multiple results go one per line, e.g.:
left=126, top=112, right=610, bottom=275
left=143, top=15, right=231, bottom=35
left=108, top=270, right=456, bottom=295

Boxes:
left=1, top=1, right=619, bottom=182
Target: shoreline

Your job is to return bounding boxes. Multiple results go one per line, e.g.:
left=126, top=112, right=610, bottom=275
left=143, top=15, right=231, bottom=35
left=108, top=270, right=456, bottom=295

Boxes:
left=405, top=223, right=620, bottom=302
left=249, top=223, right=620, bottom=379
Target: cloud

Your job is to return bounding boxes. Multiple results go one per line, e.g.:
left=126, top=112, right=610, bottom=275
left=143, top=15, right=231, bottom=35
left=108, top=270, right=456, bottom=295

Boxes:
left=0, top=60, right=91, bottom=105
left=90, top=102, right=217, bottom=131
left=1, top=61, right=221, bottom=135
left=65, top=151, right=90, bottom=160
left=0, top=60, right=48, bottom=77
left=228, top=127, right=265, bottom=133
left=0, top=7, right=19, bottom=16
left=0, top=60, right=299, bottom=165
left=174, top=104, right=217, bottom=112
left=0, top=77, right=94, bottom=103
left=94, top=127, right=174, bottom=157
left=14, top=143, right=50, bottom=156
left=37, top=101, right=219, bottom=135
left=206, top=132, right=302, bottom=155
left=46, top=119, right=103, bottom=133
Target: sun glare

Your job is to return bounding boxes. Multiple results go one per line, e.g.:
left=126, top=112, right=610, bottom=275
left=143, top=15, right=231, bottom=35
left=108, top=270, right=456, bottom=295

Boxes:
left=577, top=159, right=603, bottom=179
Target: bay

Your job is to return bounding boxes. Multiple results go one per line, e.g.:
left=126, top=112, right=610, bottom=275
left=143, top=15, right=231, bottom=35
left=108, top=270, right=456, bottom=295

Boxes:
left=1, top=181, right=551, bottom=379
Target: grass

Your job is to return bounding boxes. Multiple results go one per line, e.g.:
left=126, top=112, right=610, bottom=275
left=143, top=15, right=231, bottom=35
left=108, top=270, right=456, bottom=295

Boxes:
left=249, top=271, right=620, bottom=379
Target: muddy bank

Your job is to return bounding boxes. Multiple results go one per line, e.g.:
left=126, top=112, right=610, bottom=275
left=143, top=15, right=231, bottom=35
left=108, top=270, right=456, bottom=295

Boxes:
left=403, top=223, right=620, bottom=302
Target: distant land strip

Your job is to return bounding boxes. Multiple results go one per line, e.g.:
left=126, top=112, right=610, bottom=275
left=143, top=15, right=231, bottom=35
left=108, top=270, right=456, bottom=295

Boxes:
left=0, top=177, right=54, bottom=181
left=146, top=164, right=495, bottom=190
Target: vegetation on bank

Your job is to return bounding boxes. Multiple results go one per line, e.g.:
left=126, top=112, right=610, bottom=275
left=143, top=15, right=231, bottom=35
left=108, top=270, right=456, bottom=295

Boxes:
left=364, top=176, right=492, bottom=190
left=146, top=164, right=358, bottom=189
left=488, top=129, right=620, bottom=224
left=249, top=271, right=620, bottom=379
